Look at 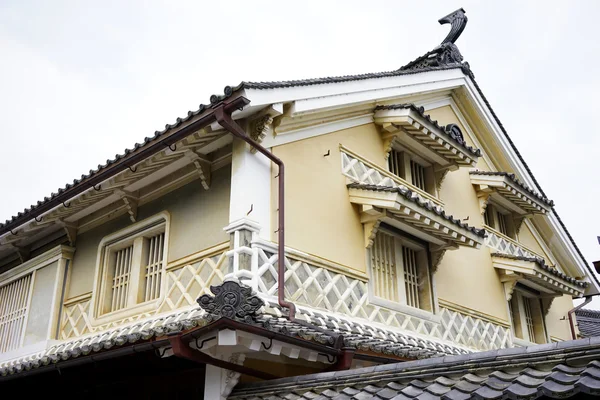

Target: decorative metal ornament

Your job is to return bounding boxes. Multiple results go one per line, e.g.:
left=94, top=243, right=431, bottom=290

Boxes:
left=438, top=8, right=468, bottom=45
left=197, top=280, right=264, bottom=323
left=444, top=124, right=465, bottom=145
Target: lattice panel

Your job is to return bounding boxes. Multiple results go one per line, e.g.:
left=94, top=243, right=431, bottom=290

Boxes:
left=60, top=251, right=228, bottom=339
left=158, top=252, right=229, bottom=313
left=440, top=307, right=511, bottom=350
left=256, top=250, right=444, bottom=339
left=485, top=230, right=537, bottom=258
left=60, top=297, right=93, bottom=340
left=256, top=245, right=513, bottom=350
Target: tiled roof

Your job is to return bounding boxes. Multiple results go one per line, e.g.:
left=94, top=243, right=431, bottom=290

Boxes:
left=2, top=34, right=595, bottom=291
left=374, top=103, right=482, bottom=158
left=576, top=309, right=600, bottom=337
left=289, top=305, right=469, bottom=359
left=470, top=171, right=554, bottom=207
left=491, top=253, right=588, bottom=288
left=0, top=85, right=244, bottom=234
left=242, top=65, right=464, bottom=90
left=0, top=301, right=468, bottom=380
left=230, top=338, right=600, bottom=399
left=347, top=183, right=486, bottom=238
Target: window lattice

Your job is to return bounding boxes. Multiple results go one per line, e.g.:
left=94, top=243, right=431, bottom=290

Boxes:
left=410, top=160, right=426, bottom=191
left=144, top=232, right=164, bottom=302
left=403, top=247, right=420, bottom=308
left=111, top=245, right=133, bottom=312
left=497, top=211, right=508, bottom=236
left=371, top=232, right=398, bottom=302
left=523, top=297, right=536, bottom=343
left=388, top=149, right=403, bottom=178
left=0, top=274, right=32, bottom=353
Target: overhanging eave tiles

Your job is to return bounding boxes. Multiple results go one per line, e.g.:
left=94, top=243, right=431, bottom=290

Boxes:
left=470, top=171, right=553, bottom=215
left=374, top=104, right=480, bottom=168
left=348, top=183, right=485, bottom=248
left=491, top=253, right=587, bottom=296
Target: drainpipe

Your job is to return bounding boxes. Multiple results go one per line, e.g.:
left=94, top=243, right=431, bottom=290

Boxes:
left=214, top=106, right=296, bottom=321
left=568, top=296, right=593, bottom=340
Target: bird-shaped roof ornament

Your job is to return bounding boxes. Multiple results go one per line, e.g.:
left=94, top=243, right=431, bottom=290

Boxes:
left=438, top=8, right=468, bottom=45
left=399, top=8, right=472, bottom=77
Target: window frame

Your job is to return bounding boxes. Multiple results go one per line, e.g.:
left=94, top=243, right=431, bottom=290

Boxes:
left=367, top=226, right=439, bottom=323
left=483, top=202, right=516, bottom=239
left=91, top=212, right=170, bottom=325
left=509, top=285, right=548, bottom=345
left=387, top=144, right=437, bottom=197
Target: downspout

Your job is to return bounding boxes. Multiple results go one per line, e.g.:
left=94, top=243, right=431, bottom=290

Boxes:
left=568, top=296, right=593, bottom=340
left=214, top=106, right=296, bottom=321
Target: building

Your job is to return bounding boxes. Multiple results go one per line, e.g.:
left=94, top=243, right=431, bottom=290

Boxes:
left=1, top=8, right=599, bottom=399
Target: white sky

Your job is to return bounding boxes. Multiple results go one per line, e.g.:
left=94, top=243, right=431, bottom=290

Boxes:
left=1, top=1, right=599, bottom=307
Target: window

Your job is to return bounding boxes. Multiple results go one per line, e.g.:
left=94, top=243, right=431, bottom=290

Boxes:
left=509, top=286, right=546, bottom=344
left=387, top=149, right=435, bottom=195
left=483, top=203, right=515, bottom=239
left=0, top=274, right=32, bottom=353
left=95, top=215, right=168, bottom=319
left=370, top=229, right=433, bottom=312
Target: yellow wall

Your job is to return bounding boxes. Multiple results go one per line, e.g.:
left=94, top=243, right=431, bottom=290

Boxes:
left=428, top=105, right=575, bottom=339
left=517, top=223, right=552, bottom=260
left=272, top=124, right=385, bottom=272
left=67, top=168, right=231, bottom=299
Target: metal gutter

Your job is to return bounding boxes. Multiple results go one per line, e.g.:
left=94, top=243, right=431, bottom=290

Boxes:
left=214, top=107, right=296, bottom=320
left=568, top=296, right=593, bottom=340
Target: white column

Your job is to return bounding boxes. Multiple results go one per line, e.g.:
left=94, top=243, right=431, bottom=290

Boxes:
left=204, top=364, right=227, bottom=400
left=229, top=137, right=272, bottom=241
left=203, top=353, right=246, bottom=399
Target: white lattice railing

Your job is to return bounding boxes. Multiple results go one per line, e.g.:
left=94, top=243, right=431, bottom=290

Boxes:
left=60, top=244, right=229, bottom=340
left=484, top=226, right=542, bottom=259
left=439, top=305, right=512, bottom=350
left=59, top=235, right=512, bottom=352
left=340, top=146, right=443, bottom=209
left=253, top=239, right=510, bottom=351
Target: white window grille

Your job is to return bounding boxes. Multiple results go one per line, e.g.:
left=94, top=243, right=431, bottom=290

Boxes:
left=0, top=274, right=32, bottom=353
left=143, top=232, right=164, bottom=302
left=388, top=149, right=403, bottom=178
left=410, top=160, right=426, bottom=191
left=371, top=231, right=398, bottom=302
left=370, top=230, right=432, bottom=311
left=97, top=215, right=168, bottom=318
left=111, top=245, right=133, bottom=312
left=523, top=297, right=536, bottom=343
left=402, top=247, right=420, bottom=309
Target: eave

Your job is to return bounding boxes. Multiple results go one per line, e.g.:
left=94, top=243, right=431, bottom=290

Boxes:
left=347, top=184, right=485, bottom=250
left=374, top=104, right=480, bottom=170
left=470, top=171, right=553, bottom=215
left=492, top=253, right=587, bottom=298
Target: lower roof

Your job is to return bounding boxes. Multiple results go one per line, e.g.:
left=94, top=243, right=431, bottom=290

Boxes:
left=576, top=309, right=600, bottom=338
left=230, top=337, right=600, bottom=400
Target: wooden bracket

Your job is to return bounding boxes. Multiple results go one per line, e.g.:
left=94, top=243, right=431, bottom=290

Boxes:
left=114, top=189, right=138, bottom=223
left=184, top=150, right=212, bottom=190
left=360, top=205, right=384, bottom=248
left=247, top=104, right=282, bottom=150
left=8, top=243, right=30, bottom=264
left=431, top=249, right=447, bottom=274
left=58, top=219, right=78, bottom=245
left=475, top=185, right=493, bottom=215
left=501, top=271, right=520, bottom=301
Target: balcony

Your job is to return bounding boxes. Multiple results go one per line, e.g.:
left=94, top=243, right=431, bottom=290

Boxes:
left=341, top=146, right=484, bottom=250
